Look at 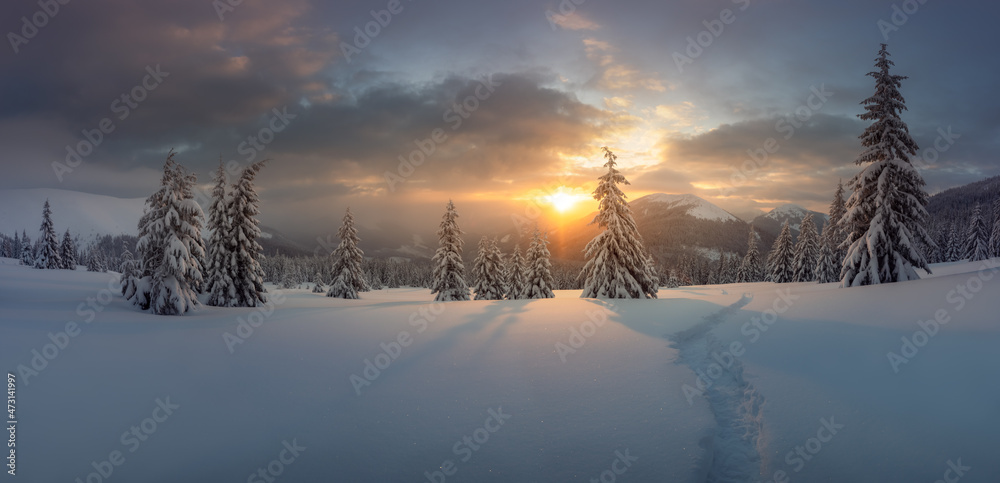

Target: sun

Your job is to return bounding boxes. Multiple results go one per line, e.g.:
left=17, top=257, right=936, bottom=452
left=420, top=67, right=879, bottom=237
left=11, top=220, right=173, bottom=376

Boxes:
left=545, top=188, right=589, bottom=214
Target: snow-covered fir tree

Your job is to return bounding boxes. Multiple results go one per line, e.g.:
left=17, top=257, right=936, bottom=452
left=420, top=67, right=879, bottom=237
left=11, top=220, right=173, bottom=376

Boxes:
left=86, top=250, right=106, bottom=272
left=12, top=232, right=21, bottom=260
left=825, top=180, right=848, bottom=262
left=767, top=221, right=795, bottom=283
left=430, top=200, right=470, bottom=301
left=311, top=272, right=326, bottom=293
left=505, top=244, right=528, bottom=300
left=129, top=152, right=206, bottom=315
left=579, top=147, right=658, bottom=299
left=491, top=238, right=509, bottom=298
left=526, top=229, right=556, bottom=299
left=736, top=227, right=764, bottom=283
left=59, top=229, right=76, bottom=270
left=328, top=207, right=368, bottom=299
left=815, top=236, right=839, bottom=283
left=792, top=214, right=820, bottom=282
left=840, top=44, right=933, bottom=286
left=120, top=249, right=140, bottom=297
left=990, top=198, right=1000, bottom=258
left=963, top=203, right=989, bottom=262
left=471, top=236, right=504, bottom=300
left=205, top=160, right=234, bottom=307
left=35, top=199, right=61, bottom=269
left=19, top=231, right=32, bottom=266
left=946, top=222, right=962, bottom=262
left=226, top=160, right=268, bottom=306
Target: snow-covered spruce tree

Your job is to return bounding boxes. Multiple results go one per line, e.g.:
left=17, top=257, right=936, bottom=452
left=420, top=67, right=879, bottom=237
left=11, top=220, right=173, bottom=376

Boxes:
left=736, top=227, right=764, bottom=283
left=792, top=214, right=820, bottom=282
left=840, top=44, right=933, bottom=287
left=767, top=221, right=795, bottom=283
left=175, top=162, right=207, bottom=293
left=205, top=160, right=234, bottom=307
left=149, top=161, right=206, bottom=315
left=59, top=229, right=76, bottom=269
left=471, top=236, right=504, bottom=300
left=579, top=147, right=658, bottom=299
left=19, top=232, right=32, bottom=266
left=120, top=249, right=140, bottom=298
left=946, top=222, right=962, bottom=262
left=227, top=160, right=268, bottom=306
left=506, top=244, right=528, bottom=300
left=964, top=203, right=990, bottom=262
left=527, top=229, right=556, bottom=299
left=35, top=199, right=61, bottom=269
left=86, top=250, right=105, bottom=272
left=430, top=200, right=470, bottom=301
left=311, top=272, right=326, bottom=293
left=129, top=152, right=206, bottom=314
left=490, top=238, right=509, bottom=298
left=990, top=198, right=1000, bottom=258
left=815, top=236, right=840, bottom=283
left=825, top=180, right=848, bottom=262
left=327, top=207, right=367, bottom=299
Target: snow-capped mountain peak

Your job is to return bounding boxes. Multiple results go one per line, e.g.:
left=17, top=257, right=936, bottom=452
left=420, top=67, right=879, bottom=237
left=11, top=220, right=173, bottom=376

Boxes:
left=633, top=193, right=738, bottom=222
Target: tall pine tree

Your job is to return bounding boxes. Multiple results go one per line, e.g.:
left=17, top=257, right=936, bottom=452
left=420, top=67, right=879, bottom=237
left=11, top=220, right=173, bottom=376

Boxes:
left=59, top=229, right=76, bottom=270
left=767, top=221, right=794, bottom=283
left=506, top=244, right=528, bottom=300
left=227, top=160, right=268, bottom=306
left=205, top=160, right=234, bottom=306
left=35, top=199, right=61, bottom=269
left=431, top=200, right=470, bottom=301
left=825, top=180, right=848, bottom=262
left=815, top=236, right=840, bottom=283
left=328, top=207, right=368, bottom=299
left=579, top=147, right=658, bottom=299
left=964, top=203, right=989, bottom=262
left=736, top=227, right=763, bottom=283
left=527, top=229, right=556, bottom=299
left=130, top=152, right=206, bottom=315
left=792, top=214, right=820, bottom=282
left=841, top=44, right=932, bottom=286
left=471, top=236, right=504, bottom=300
left=990, top=198, right=1000, bottom=258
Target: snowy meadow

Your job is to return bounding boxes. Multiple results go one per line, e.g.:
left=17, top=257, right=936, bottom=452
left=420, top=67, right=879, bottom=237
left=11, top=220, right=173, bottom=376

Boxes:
left=2, top=257, right=1000, bottom=482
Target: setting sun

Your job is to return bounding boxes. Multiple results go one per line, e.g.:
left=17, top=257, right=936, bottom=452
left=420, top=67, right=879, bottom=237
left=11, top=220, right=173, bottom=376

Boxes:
left=545, top=189, right=589, bottom=213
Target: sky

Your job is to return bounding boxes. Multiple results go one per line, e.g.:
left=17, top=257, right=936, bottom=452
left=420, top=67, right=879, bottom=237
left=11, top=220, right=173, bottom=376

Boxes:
left=1, top=0, right=998, bottom=248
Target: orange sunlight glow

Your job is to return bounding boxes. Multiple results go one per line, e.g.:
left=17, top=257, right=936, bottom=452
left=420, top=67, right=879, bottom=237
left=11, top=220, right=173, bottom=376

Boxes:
left=544, top=188, right=590, bottom=214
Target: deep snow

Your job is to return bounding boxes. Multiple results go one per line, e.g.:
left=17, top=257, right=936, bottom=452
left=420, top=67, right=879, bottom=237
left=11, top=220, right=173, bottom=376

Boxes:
left=1, top=257, right=999, bottom=482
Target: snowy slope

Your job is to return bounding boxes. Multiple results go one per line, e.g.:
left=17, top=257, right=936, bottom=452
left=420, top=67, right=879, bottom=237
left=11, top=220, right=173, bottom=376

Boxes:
left=0, top=188, right=144, bottom=241
left=634, top=193, right=739, bottom=222
left=1, top=259, right=999, bottom=481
